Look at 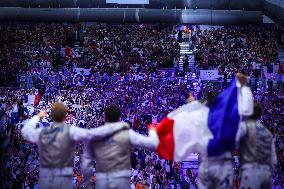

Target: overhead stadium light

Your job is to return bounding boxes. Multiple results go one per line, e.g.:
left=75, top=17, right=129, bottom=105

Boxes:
left=106, top=0, right=149, bottom=4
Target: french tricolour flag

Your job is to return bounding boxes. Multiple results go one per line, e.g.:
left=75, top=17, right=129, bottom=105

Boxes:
left=27, top=92, right=40, bottom=106
left=151, top=79, right=253, bottom=161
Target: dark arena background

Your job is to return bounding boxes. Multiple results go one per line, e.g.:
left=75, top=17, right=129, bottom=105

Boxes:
left=0, top=0, right=283, bottom=189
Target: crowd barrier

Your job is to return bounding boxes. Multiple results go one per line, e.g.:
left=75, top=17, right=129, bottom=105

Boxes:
left=17, top=73, right=283, bottom=92
left=17, top=74, right=199, bottom=88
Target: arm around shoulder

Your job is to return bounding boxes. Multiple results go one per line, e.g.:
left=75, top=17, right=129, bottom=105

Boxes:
left=21, top=115, right=42, bottom=144
left=87, top=122, right=129, bottom=141
left=129, top=128, right=159, bottom=150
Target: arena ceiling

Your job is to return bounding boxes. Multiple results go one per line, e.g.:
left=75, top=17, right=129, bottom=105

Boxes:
left=0, top=0, right=283, bottom=24
left=0, top=0, right=261, bottom=10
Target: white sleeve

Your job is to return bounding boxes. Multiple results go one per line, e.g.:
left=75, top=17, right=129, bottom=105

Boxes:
left=129, top=129, right=159, bottom=150
left=69, top=126, right=92, bottom=142
left=237, top=82, right=253, bottom=116
left=81, top=142, right=93, bottom=189
left=70, top=122, right=128, bottom=142
left=21, top=116, right=42, bottom=144
left=88, top=122, right=129, bottom=141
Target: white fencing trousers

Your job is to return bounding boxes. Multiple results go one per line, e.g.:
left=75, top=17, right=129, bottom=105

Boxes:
left=240, top=163, right=272, bottom=189
left=38, top=167, right=73, bottom=189
left=197, top=159, right=233, bottom=189
left=95, top=171, right=131, bottom=189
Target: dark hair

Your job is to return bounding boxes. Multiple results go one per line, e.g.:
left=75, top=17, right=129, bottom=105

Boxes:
left=204, top=91, right=218, bottom=106
left=51, top=102, right=67, bottom=122
left=105, top=104, right=121, bottom=123
left=249, top=102, right=262, bottom=120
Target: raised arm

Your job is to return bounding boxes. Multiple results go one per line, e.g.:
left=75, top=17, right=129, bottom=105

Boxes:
left=21, top=111, right=47, bottom=144
left=70, top=122, right=129, bottom=142
left=129, top=128, right=159, bottom=150
left=236, top=73, right=253, bottom=116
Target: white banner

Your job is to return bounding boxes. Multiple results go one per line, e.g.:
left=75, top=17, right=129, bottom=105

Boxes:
left=73, top=68, right=91, bottom=76
left=27, top=95, right=35, bottom=105
left=200, top=70, right=222, bottom=80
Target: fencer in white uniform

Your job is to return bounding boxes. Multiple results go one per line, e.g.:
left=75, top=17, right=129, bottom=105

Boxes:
left=82, top=105, right=159, bottom=189
left=197, top=74, right=253, bottom=189
left=168, top=74, right=253, bottom=189
left=22, top=102, right=128, bottom=189
left=236, top=102, right=277, bottom=189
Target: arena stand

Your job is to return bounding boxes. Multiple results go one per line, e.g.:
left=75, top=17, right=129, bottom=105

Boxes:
left=0, top=23, right=284, bottom=188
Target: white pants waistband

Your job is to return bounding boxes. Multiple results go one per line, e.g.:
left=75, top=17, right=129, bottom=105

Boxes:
left=96, top=170, right=131, bottom=179
left=40, top=167, right=73, bottom=176
left=241, top=163, right=271, bottom=171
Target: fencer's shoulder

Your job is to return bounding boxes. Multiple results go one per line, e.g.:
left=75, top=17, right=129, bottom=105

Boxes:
left=256, top=121, right=273, bottom=137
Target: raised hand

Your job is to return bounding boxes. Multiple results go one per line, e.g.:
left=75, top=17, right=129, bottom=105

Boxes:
left=236, top=73, right=248, bottom=86
left=37, top=110, right=48, bottom=119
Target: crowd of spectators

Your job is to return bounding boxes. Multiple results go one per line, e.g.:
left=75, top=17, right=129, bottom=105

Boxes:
left=0, top=23, right=78, bottom=86
left=0, top=76, right=195, bottom=188
left=78, top=24, right=179, bottom=73
left=254, top=90, right=284, bottom=188
left=1, top=73, right=283, bottom=188
left=0, top=23, right=283, bottom=188
left=0, top=23, right=179, bottom=87
left=192, top=26, right=280, bottom=77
